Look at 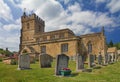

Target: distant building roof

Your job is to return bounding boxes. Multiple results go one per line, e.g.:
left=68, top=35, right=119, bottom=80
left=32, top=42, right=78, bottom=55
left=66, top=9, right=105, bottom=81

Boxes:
left=117, top=50, right=120, bottom=54
left=80, top=32, right=101, bottom=38
left=107, top=47, right=117, bottom=53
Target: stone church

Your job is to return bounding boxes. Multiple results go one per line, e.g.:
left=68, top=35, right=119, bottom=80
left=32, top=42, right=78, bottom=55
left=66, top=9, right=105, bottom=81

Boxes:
left=19, top=12, right=107, bottom=59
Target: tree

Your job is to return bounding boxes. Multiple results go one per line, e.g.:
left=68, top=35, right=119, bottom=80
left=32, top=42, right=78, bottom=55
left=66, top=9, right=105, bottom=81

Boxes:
left=0, top=48, right=13, bottom=56
left=108, top=40, right=113, bottom=47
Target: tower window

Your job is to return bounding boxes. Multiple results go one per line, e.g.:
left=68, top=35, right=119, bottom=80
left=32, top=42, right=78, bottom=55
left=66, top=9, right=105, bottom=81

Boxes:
left=39, top=25, right=41, bottom=31
left=27, top=37, right=29, bottom=40
left=61, top=43, right=68, bottom=52
left=88, top=41, right=92, bottom=54
left=27, top=23, right=29, bottom=29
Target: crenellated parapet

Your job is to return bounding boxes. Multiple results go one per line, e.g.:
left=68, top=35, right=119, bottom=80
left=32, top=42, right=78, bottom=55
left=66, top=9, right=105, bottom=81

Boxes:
left=21, top=13, right=44, bottom=26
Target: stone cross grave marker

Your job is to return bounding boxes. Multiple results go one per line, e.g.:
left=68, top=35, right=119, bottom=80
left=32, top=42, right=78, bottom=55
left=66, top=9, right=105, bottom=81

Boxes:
left=39, top=53, right=53, bottom=68
left=55, top=54, right=69, bottom=75
left=18, top=55, right=30, bottom=70
left=76, top=54, right=84, bottom=71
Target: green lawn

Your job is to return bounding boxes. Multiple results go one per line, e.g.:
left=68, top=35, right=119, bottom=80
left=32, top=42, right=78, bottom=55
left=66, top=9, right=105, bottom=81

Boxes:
left=0, top=61, right=120, bottom=82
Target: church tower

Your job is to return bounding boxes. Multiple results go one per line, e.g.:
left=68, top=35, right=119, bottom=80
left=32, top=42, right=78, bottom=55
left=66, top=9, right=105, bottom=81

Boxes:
left=19, top=11, right=45, bottom=53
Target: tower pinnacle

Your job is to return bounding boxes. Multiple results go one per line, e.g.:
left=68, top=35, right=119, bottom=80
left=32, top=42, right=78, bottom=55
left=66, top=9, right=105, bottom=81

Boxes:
left=23, top=8, right=26, bottom=16
left=102, top=26, right=104, bottom=36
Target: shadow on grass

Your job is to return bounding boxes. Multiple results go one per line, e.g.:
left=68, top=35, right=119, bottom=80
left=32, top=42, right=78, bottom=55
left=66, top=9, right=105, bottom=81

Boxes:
left=71, top=72, right=79, bottom=77
left=109, top=62, right=114, bottom=65
left=93, top=66, right=102, bottom=69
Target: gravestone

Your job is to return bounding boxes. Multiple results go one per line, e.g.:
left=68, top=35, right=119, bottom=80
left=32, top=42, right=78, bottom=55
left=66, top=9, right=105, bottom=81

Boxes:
left=88, top=54, right=93, bottom=68
left=55, top=54, right=69, bottom=75
left=111, top=54, right=114, bottom=63
left=91, top=54, right=95, bottom=66
left=76, top=54, right=84, bottom=71
left=39, top=53, right=53, bottom=68
left=108, top=54, right=112, bottom=63
left=98, top=54, right=102, bottom=65
left=18, top=55, right=30, bottom=70
left=104, top=54, right=108, bottom=64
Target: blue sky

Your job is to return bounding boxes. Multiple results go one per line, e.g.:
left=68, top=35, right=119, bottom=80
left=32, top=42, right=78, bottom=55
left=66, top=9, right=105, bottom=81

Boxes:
left=0, top=0, right=120, bottom=51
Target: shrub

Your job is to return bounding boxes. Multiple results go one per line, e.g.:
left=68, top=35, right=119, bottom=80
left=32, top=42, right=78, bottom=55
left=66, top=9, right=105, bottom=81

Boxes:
left=11, top=59, right=18, bottom=65
left=0, top=58, right=2, bottom=62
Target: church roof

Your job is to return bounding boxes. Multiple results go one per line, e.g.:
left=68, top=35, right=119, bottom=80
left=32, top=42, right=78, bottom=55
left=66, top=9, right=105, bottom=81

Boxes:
left=34, top=28, right=75, bottom=37
left=80, top=32, right=101, bottom=38
left=107, top=47, right=117, bottom=53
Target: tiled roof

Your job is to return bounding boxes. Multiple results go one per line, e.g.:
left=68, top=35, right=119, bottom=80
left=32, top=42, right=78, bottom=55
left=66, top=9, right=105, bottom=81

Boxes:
left=107, top=47, right=117, bottom=53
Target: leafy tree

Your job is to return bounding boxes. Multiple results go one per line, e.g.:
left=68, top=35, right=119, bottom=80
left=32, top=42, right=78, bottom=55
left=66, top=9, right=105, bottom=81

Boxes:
left=0, top=48, right=13, bottom=56
left=108, top=40, right=113, bottom=47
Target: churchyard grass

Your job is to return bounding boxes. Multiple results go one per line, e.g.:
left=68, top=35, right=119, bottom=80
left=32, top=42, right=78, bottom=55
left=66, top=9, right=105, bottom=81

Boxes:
left=0, top=60, right=120, bottom=82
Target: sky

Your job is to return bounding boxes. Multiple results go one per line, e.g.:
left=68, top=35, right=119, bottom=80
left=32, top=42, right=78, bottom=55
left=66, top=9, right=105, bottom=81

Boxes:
left=0, top=0, right=120, bottom=51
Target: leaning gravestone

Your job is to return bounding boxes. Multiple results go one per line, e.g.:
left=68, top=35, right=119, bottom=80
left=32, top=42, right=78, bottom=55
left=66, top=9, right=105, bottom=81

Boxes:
left=88, top=54, right=93, bottom=68
left=39, top=53, right=53, bottom=68
left=55, top=54, right=69, bottom=75
left=18, top=55, right=30, bottom=70
left=98, top=54, right=102, bottom=65
left=76, top=54, right=84, bottom=71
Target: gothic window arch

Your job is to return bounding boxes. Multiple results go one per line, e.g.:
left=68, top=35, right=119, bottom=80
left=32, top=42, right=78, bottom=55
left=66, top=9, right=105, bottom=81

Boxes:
left=87, top=41, right=92, bottom=54
left=27, top=23, right=29, bottom=29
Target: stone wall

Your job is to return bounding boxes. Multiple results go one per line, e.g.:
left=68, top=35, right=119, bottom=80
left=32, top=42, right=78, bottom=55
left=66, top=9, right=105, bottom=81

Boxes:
left=80, top=32, right=106, bottom=56
left=39, top=40, right=78, bottom=57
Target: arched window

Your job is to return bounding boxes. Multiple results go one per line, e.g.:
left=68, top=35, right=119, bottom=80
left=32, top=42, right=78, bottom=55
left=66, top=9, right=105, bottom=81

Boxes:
left=87, top=41, right=92, bottom=54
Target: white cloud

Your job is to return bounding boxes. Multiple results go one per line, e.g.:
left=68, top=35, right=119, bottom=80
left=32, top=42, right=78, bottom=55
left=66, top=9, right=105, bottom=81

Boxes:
left=107, top=0, right=120, bottom=13
left=9, top=0, right=115, bottom=31
left=95, top=0, right=106, bottom=3
left=0, top=36, right=19, bottom=51
left=68, top=2, right=81, bottom=12
left=0, top=18, right=20, bottom=51
left=3, top=24, right=20, bottom=31
left=1, top=0, right=117, bottom=51
left=0, top=0, right=13, bottom=21
left=64, top=0, right=70, bottom=4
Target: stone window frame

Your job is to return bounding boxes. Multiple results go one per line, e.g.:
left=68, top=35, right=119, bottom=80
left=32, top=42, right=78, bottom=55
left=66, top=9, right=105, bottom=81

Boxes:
left=26, top=36, right=29, bottom=40
left=43, top=36, right=47, bottom=41
left=87, top=41, right=92, bottom=54
left=55, top=34, right=59, bottom=39
left=27, top=23, right=29, bottom=29
left=60, top=33, right=65, bottom=39
left=38, top=25, right=41, bottom=31
left=41, top=46, right=46, bottom=54
left=50, top=35, right=55, bottom=40
left=61, top=43, right=68, bottom=53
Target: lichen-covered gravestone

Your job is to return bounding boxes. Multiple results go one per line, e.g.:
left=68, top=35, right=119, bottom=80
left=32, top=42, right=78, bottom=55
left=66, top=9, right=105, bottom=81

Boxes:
left=18, top=55, right=30, bottom=70
left=98, top=54, right=102, bottom=65
left=88, top=54, right=93, bottom=68
left=76, top=54, right=84, bottom=71
left=39, top=53, right=53, bottom=68
left=91, top=54, right=95, bottom=66
left=55, top=54, right=69, bottom=75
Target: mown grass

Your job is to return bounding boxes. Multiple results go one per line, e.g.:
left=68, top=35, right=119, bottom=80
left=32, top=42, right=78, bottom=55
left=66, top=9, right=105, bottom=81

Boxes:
left=0, top=60, right=120, bottom=82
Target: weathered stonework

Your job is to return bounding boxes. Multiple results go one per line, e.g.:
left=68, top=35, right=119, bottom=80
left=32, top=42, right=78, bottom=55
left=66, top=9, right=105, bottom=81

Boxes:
left=19, top=12, right=107, bottom=60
